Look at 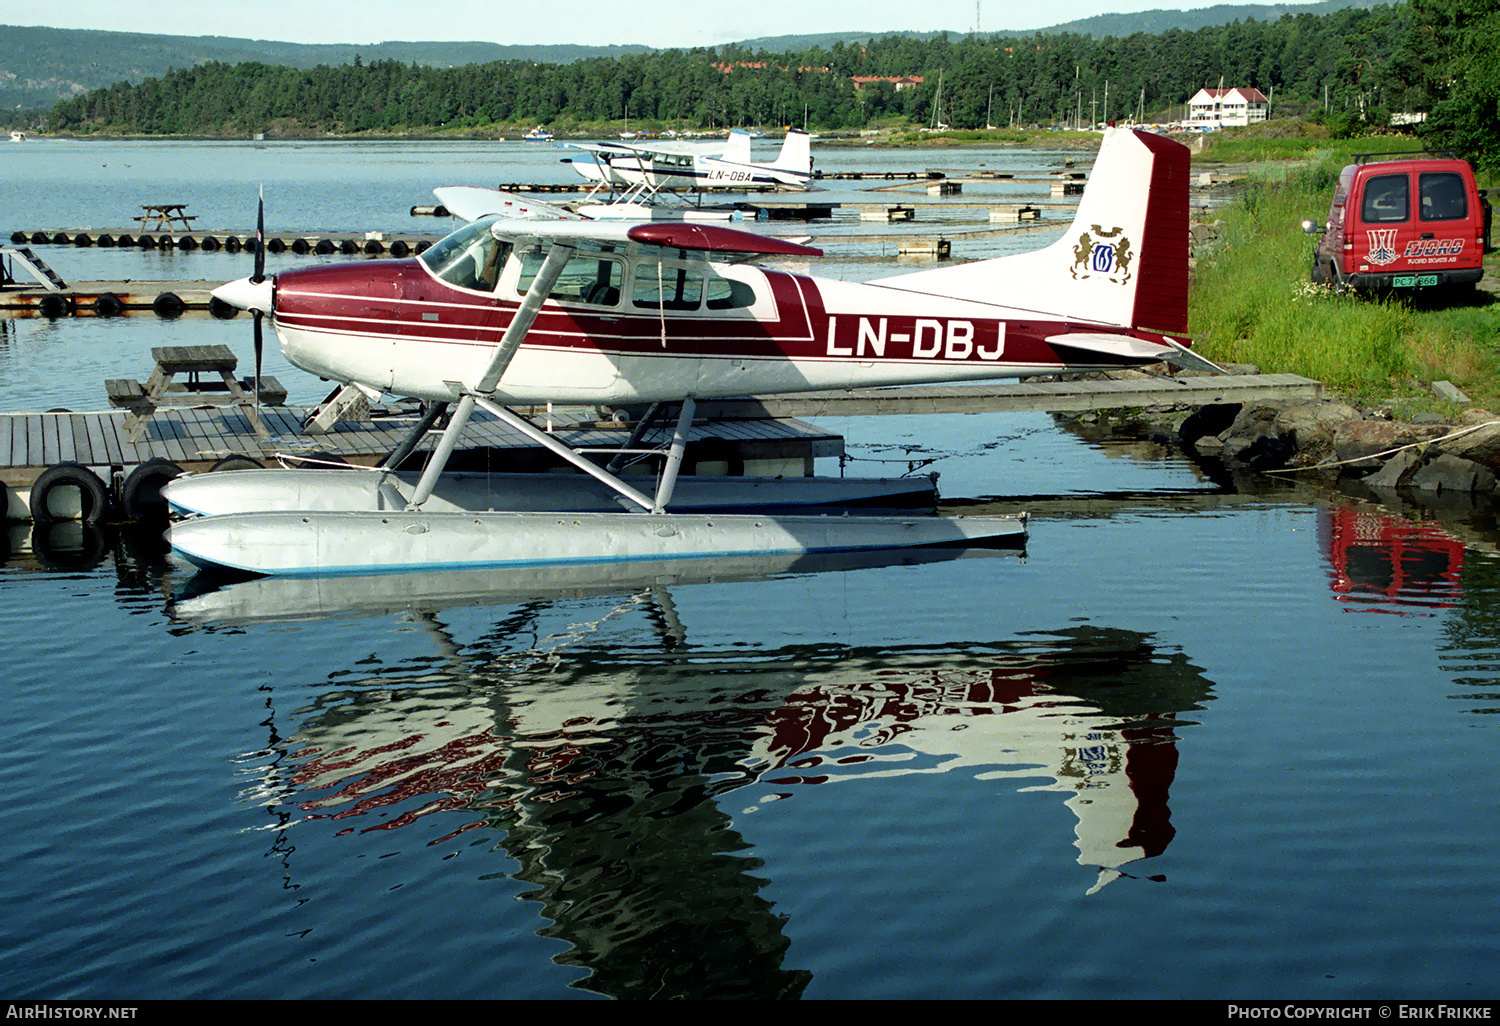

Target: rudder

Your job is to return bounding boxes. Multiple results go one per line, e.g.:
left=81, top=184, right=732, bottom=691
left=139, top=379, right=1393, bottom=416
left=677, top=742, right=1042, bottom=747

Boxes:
left=871, top=128, right=1191, bottom=336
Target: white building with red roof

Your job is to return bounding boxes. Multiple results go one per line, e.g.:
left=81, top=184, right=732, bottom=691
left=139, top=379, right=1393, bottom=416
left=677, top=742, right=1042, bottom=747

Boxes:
left=1187, top=87, right=1269, bottom=129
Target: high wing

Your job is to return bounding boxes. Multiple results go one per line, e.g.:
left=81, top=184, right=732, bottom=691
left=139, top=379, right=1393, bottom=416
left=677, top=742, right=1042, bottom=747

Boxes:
left=485, top=217, right=823, bottom=258
left=561, top=138, right=740, bottom=160
left=434, top=186, right=582, bottom=223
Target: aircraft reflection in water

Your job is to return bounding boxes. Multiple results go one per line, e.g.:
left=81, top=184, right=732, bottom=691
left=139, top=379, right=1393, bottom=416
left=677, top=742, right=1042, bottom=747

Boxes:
left=1319, top=505, right=1465, bottom=613
left=175, top=575, right=1215, bottom=999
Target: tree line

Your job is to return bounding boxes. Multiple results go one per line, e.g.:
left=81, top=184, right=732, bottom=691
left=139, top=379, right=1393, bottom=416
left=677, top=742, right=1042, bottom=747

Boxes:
left=45, top=1, right=1500, bottom=168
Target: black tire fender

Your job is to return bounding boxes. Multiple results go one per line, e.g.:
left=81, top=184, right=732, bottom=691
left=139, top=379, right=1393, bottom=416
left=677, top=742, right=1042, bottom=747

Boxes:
left=209, top=455, right=263, bottom=472
left=120, top=458, right=183, bottom=522
left=152, top=292, right=185, bottom=318
left=93, top=292, right=124, bottom=317
left=38, top=294, right=71, bottom=319
left=29, top=462, right=111, bottom=525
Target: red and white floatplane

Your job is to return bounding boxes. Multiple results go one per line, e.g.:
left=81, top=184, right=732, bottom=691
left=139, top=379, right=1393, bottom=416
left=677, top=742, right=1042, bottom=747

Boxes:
left=165, top=128, right=1195, bottom=577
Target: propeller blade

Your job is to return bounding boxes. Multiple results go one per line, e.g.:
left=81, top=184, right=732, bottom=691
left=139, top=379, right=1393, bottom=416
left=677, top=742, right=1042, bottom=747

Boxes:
left=253, top=310, right=263, bottom=410
left=252, top=187, right=265, bottom=284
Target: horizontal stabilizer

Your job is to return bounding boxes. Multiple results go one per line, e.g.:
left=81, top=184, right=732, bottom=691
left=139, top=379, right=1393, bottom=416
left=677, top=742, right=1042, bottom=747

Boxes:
left=1045, top=332, right=1176, bottom=363
left=433, top=186, right=581, bottom=223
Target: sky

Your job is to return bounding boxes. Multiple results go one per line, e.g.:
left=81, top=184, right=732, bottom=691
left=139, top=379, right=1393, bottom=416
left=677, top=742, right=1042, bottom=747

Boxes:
left=5, top=0, right=1323, bottom=49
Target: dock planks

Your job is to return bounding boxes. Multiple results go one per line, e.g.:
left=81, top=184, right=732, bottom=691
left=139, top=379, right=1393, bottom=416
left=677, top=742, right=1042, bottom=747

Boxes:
left=0, top=404, right=845, bottom=490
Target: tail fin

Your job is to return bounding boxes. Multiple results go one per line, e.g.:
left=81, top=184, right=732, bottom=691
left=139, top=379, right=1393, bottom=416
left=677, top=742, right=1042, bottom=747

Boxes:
left=722, top=129, right=753, bottom=165
left=872, top=128, right=1191, bottom=336
left=774, top=130, right=812, bottom=175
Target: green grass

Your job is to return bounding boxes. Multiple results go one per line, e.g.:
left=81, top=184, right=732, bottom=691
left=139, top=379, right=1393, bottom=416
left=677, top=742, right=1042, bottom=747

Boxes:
left=1189, top=160, right=1500, bottom=409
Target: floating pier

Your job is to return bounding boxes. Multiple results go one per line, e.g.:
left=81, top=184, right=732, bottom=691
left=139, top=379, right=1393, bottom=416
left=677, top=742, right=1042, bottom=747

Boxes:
left=7, top=228, right=443, bottom=256
left=1, top=402, right=845, bottom=522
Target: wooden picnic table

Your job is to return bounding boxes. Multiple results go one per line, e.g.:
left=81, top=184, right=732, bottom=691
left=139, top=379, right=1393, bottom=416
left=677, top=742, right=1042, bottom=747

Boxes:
left=106, top=345, right=285, bottom=441
left=136, top=204, right=197, bottom=231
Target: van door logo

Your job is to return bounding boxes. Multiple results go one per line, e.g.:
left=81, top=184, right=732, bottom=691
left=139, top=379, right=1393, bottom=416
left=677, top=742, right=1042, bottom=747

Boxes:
left=1366, top=228, right=1399, bottom=266
left=1071, top=225, right=1133, bottom=284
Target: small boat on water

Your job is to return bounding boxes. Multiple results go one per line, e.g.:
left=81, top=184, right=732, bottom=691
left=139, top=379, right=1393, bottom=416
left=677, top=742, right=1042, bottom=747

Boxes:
left=9, top=131, right=26, bottom=143
left=523, top=126, right=554, bottom=142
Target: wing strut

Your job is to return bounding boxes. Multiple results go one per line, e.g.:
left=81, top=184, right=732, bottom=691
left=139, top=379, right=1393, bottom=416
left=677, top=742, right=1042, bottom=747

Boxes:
left=402, top=242, right=695, bottom=515
left=406, top=243, right=576, bottom=510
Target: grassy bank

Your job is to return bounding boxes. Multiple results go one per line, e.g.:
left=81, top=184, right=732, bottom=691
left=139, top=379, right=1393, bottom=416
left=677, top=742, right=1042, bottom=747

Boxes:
left=1188, top=155, right=1500, bottom=412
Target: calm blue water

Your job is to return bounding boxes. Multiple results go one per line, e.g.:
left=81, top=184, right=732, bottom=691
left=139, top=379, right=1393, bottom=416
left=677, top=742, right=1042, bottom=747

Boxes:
left=2, top=140, right=1499, bottom=1000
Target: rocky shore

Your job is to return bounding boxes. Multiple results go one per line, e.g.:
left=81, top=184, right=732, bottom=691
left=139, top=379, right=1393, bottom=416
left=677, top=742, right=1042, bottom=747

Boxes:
left=1064, top=365, right=1500, bottom=503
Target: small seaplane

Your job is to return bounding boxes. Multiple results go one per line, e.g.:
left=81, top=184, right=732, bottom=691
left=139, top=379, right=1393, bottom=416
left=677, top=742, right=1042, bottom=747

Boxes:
left=166, top=127, right=1195, bottom=578
left=557, top=129, right=814, bottom=219
left=563, top=129, right=813, bottom=190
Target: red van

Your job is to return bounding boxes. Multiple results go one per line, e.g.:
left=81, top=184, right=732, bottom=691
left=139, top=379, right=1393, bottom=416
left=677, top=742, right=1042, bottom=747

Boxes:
left=1304, top=152, right=1491, bottom=293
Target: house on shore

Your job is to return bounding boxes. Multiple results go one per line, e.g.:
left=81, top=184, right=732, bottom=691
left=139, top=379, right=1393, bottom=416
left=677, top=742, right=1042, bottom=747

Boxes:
left=1187, top=87, right=1269, bottom=129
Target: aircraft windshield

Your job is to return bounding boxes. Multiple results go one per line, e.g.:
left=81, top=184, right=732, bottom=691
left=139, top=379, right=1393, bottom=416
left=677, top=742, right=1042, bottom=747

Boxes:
left=420, top=218, right=512, bottom=291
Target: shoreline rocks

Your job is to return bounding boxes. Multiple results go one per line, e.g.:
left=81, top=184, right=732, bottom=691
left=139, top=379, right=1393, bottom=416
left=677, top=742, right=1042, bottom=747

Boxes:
left=1064, top=372, right=1500, bottom=503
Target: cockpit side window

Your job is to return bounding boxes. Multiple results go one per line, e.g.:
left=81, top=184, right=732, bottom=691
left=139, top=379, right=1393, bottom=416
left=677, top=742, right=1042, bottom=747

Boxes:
left=516, top=251, right=623, bottom=307
left=420, top=219, right=512, bottom=291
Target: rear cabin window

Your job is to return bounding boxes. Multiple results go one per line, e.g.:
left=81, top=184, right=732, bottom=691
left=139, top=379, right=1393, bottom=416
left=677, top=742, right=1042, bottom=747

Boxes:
left=706, top=275, right=757, bottom=310
left=1361, top=174, right=1410, bottom=224
left=517, top=252, right=623, bottom=306
left=634, top=262, right=704, bottom=312
left=1420, top=172, right=1468, bottom=221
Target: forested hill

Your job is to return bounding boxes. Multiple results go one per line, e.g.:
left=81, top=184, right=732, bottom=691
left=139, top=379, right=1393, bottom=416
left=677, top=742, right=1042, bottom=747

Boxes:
left=45, top=4, right=1421, bottom=138
left=2, top=1, right=1383, bottom=110
left=0, top=25, right=651, bottom=110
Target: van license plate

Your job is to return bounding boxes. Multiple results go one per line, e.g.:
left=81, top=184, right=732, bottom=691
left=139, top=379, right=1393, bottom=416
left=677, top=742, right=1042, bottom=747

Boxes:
left=1418, top=274, right=1439, bottom=286
left=1393, top=275, right=1417, bottom=287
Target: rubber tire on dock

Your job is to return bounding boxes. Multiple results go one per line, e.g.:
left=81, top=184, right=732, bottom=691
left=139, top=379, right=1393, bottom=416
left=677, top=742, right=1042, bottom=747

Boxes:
left=38, top=294, right=72, bottom=319
left=29, top=462, right=111, bottom=525
left=208, top=455, right=263, bottom=472
left=152, top=292, right=185, bottom=318
left=207, top=296, right=239, bottom=320
left=121, top=458, right=183, bottom=522
left=92, top=293, right=124, bottom=317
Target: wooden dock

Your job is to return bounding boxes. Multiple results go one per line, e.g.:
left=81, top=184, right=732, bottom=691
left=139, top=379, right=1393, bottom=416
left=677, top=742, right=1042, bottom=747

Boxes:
left=0, top=403, right=845, bottom=520
left=0, top=279, right=224, bottom=317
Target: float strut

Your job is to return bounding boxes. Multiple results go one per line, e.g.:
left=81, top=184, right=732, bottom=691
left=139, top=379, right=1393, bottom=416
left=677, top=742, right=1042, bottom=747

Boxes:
left=652, top=398, right=695, bottom=513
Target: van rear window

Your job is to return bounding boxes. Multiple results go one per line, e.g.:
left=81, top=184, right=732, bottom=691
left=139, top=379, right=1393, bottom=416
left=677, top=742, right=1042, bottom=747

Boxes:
left=1420, top=172, right=1468, bottom=221
left=1362, top=174, right=1409, bottom=223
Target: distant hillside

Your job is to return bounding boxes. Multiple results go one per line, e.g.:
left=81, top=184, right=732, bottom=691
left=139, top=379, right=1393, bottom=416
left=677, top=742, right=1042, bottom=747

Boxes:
left=1, top=2, right=1390, bottom=110
left=722, top=0, right=1390, bottom=51
left=0, top=26, right=651, bottom=109
left=1036, top=0, right=1392, bottom=37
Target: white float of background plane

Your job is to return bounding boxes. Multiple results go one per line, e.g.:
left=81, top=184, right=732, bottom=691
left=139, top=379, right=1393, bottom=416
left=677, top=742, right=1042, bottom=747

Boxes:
left=166, top=128, right=1199, bottom=578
